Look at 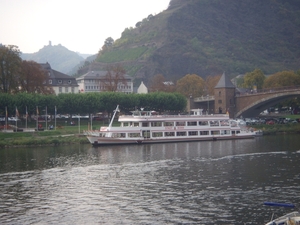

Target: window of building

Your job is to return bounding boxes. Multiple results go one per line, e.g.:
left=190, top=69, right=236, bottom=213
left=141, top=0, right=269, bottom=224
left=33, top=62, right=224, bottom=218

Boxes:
left=68, top=80, right=71, bottom=84
left=65, top=87, right=68, bottom=93
left=49, top=80, right=52, bottom=84
left=219, top=91, right=221, bottom=97
left=58, top=80, right=62, bottom=84
left=59, top=87, right=62, bottom=93
left=218, top=100, right=222, bottom=104
left=71, top=87, right=74, bottom=93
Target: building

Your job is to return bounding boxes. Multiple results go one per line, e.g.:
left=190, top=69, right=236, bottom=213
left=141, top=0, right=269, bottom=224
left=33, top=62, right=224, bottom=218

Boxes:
left=39, top=62, right=79, bottom=95
left=76, top=71, right=133, bottom=94
left=137, top=81, right=148, bottom=94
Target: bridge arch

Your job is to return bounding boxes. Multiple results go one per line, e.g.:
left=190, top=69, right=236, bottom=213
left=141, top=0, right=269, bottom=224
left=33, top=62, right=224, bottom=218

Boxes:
left=235, top=91, right=300, bottom=118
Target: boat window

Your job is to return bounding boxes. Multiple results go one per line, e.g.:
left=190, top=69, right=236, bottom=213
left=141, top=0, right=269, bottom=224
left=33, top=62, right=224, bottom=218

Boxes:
left=128, top=133, right=140, bottom=138
left=133, top=122, right=139, bottom=127
left=142, top=122, right=149, bottom=127
left=176, top=121, right=185, bottom=126
left=211, top=130, right=220, bottom=135
left=199, top=121, right=208, bottom=126
left=220, top=120, right=229, bottom=126
left=209, top=121, right=219, bottom=126
left=152, top=132, right=163, bottom=137
left=176, top=131, right=186, bottom=136
left=188, top=131, right=198, bottom=136
left=151, top=122, right=162, bottom=127
left=221, top=130, right=230, bottom=135
left=165, top=132, right=175, bottom=137
left=200, top=131, right=209, bottom=135
left=187, top=121, right=197, bottom=126
left=164, top=121, right=174, bottom=126
left=232, top=131, right=236, bottom=135
left=112, top=133, right=126, bottom=138
left=123, top=122, right=129, bottom=127
left=236, top=131, right=240, bottom=134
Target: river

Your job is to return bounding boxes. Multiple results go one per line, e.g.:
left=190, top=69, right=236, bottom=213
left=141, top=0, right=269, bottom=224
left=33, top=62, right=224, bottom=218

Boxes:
left=0, top=134, right=300, bottom=224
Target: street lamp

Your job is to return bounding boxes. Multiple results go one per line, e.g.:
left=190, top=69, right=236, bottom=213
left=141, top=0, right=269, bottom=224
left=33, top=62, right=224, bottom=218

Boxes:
left=207, top=94, right=209, bottom=115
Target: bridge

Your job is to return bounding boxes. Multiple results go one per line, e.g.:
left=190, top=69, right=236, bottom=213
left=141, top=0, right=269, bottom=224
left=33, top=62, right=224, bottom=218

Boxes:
left=192, top=85, right=300, bottom=118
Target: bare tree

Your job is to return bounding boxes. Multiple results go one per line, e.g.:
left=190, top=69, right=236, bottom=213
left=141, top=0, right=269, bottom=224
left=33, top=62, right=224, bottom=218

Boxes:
left=102, top=64, right=127, bottom=92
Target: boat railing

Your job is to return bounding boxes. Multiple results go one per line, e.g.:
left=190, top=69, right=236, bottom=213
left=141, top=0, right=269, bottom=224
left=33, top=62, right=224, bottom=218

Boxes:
left=120, top=114, right=229, bottom=119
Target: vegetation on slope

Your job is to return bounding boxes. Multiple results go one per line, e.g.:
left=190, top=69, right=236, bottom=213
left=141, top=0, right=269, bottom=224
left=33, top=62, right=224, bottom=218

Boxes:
left=90, top=0, right=300, bottom=82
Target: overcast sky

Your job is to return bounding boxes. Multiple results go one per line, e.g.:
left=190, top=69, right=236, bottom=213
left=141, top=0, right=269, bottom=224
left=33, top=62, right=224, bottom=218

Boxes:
left=0, top=0, right=170, bottom=54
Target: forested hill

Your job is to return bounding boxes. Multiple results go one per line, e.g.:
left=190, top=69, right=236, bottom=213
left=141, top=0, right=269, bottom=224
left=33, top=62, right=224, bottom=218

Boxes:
left=21, top=44, right=87, bottom=75
left=87, top=0, right=300, bottom=82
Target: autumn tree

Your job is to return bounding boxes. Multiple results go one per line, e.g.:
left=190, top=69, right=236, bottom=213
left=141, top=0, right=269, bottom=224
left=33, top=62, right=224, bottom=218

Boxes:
left=205, top=74, right=221, bottom=95
left=263, top=70, right=300, bottom=88
left=242, top=69, right=265, bottom=89
left=0, top=45, right=22, bottom=93
left=19, top=60, right=54, bottom=94
left=176, top=74, right=205, bottom=97
left=149, top=74, right=175, bottom=92
left=102, top=64, right=127, bottom=92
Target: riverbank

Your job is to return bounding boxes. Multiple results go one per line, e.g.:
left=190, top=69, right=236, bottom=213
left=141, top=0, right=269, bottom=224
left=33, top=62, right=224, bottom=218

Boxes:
left=1, top=122, right=300, bottom=148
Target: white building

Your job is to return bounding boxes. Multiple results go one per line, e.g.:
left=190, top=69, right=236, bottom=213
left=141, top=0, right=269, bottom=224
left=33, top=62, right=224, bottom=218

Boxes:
left=76, top=71, right=133, bottom=94
left=40, top=62, right=79, bottom=95
left=137, top=81, right=148, bottom=94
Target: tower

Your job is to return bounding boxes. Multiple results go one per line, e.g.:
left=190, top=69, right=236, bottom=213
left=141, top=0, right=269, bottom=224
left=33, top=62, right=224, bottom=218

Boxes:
left=214, top=72, right=236, bottom=118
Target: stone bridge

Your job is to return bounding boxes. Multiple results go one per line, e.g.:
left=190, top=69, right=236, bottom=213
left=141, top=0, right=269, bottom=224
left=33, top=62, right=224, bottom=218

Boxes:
left=192, top=86, right=300, bottom=118
left=235, top=86, right=300, bottom=118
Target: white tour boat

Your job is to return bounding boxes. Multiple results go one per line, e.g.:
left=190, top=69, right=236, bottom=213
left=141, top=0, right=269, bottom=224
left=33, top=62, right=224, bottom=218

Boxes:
left=85, top=105, right=257, bottom=145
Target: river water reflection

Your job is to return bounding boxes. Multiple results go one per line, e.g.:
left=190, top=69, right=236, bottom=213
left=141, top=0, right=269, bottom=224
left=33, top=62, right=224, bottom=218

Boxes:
left=0, top=134, right=300, bottom=224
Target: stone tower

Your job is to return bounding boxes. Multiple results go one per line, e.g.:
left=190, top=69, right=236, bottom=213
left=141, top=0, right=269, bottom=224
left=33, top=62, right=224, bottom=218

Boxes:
left=214, top=72, right=236, bottom=118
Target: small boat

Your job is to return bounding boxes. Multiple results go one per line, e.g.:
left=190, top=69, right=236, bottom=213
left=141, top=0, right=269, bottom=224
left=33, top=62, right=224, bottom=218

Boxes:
left=85, top=105, right=258, bottom=145
left=264, top=202, right=300, bottom=225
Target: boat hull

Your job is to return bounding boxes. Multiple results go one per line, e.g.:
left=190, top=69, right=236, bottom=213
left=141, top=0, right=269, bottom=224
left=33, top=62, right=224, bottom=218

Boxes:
left=87, top=134, right=255, bottom=146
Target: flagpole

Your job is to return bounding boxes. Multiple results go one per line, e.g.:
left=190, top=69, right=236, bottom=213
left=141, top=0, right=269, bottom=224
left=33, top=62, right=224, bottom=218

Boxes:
left=25, top=106, right=28, bottom=129
left=36, top=106, right=38, bottom=131
left=5, top=106, right=7, bottom=131
left=45, top=106, right=48, bottom=130
left=15, top=107, right=17, bottom=130
left=55, top=106, right=57, bottom=131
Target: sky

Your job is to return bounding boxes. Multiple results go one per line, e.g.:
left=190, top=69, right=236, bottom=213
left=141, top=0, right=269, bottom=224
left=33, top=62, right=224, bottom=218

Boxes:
left=0, top=0, right=170, bottom=54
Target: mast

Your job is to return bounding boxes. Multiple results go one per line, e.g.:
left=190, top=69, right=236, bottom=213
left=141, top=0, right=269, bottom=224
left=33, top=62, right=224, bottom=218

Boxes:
left=108, top=105, right=119, bottom=128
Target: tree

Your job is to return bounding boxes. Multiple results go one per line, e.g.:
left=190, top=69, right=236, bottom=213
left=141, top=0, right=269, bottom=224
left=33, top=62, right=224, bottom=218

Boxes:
left=102, top=64, right=127, bottom=92
left=263, top=70, right=300, bottom=88
left=19, top=60, right=54, bottom=94
left=176, top=74, right=205, bottom=97
left=149, top=74, right=175, bottom=92
left=243, top=69, right=265, bottom=90
left=0, top=45, right=22, bottom=93
left=205, top=74, right=221, bottom=95
left=104, top=37, right=114, bottom=48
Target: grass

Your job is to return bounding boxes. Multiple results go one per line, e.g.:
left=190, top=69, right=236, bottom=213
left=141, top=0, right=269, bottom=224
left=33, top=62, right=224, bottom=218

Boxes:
left=0, top=119, right=118, bottom=148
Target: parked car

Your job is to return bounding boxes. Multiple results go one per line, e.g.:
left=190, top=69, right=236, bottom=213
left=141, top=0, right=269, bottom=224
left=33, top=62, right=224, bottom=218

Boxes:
left=8, top=117, right=20, bottom=122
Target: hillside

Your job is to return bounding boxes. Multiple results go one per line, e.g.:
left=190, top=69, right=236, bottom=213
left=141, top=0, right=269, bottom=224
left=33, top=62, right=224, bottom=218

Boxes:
left=83, top=0, right=300, bottom=83
left=21, top=43, right=86, bottom=75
